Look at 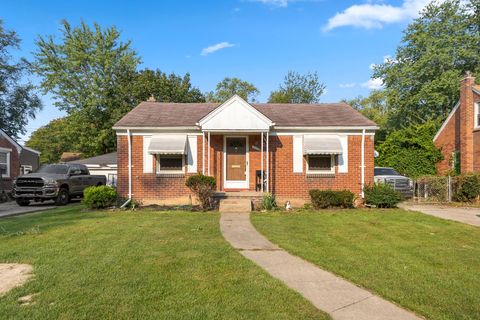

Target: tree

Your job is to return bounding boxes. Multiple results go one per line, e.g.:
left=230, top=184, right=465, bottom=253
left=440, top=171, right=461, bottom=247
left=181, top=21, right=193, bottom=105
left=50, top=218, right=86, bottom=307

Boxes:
left=131, top=69, right=205, bottom=103
left=31, top=20, right=140, bottom=156
left=206, top=77, right=259, bottom=102
left=373, top=0, right=480, bottom=129
left=375, top=121, right=443, bottom=178
left=268, top=71, right=326, bottom=103
left=347, top=90, right=390, bottom=143
left=26, top=117, right=78, bottom=163
left=0, top=20, right=42, bottom=139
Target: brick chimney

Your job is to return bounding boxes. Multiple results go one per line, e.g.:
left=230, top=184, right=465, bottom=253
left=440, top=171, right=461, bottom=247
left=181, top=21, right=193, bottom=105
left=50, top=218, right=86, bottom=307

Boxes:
left=459, top=71, right=475, bottom=173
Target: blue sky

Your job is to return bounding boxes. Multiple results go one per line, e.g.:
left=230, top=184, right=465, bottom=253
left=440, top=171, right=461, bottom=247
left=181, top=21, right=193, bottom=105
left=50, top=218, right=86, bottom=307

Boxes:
left=2, top=0, right=430, bottom=143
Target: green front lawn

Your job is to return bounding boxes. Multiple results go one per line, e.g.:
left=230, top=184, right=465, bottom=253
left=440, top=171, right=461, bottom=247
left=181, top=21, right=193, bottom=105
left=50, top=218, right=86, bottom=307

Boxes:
left=252, top=209, right=480, bottom=320
left=0, top=205, right=328, bottom=320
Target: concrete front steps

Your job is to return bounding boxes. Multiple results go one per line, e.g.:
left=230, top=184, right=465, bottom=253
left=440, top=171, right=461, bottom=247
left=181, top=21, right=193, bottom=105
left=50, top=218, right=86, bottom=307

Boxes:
left=216, top=191, right=265, bottom=213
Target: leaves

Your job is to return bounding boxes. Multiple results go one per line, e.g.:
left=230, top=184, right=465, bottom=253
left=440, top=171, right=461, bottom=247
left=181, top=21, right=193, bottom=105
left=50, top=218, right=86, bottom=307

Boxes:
left=206, top=77, right=259, bottom=102
left=268, top=71, right=326, bottom=104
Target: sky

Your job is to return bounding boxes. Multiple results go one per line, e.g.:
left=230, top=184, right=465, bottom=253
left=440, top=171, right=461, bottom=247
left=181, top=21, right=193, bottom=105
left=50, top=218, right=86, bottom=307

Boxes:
left=2, top=0, right=432, bottom=144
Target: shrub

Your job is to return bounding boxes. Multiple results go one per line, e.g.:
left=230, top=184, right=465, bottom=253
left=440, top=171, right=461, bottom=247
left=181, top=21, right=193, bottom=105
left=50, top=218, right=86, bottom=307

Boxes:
left=453, top=174, right=480, bottom=202
left=83, top=185, right=118, bottom=209
left=261, top=193, right=277, bottom=211
left=308, top=189, right=355, bottom=209
left=364, top=183, right=402, bottom=208
left=185, top=174, right=216, bottom=209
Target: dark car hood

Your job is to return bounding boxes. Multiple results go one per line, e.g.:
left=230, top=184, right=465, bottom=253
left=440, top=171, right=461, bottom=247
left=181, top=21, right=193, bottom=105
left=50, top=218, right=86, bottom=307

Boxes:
left=17, top=173, right=69, bottom=180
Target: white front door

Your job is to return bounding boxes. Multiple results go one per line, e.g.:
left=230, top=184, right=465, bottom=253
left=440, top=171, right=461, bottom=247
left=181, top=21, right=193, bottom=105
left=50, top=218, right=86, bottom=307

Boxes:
left=224, top=136, right=249, bottom=189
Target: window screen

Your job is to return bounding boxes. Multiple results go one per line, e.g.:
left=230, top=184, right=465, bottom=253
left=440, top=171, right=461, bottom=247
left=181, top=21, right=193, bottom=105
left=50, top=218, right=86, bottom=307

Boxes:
left=0, top=152, right=7, bottom=175
left=308, top=155, right=332, bottom=171
left=158, top=155, right=183, bottom=172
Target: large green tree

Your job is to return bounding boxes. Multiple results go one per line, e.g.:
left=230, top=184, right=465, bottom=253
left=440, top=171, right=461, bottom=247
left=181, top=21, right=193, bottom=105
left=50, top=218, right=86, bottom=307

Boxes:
left=373, top=0, right=480, bottom=129
left=0, top=20, right=42, bottom=139
left=268, top=71, right=326, bottom=103
left=206, top=77, right=259, bottom=102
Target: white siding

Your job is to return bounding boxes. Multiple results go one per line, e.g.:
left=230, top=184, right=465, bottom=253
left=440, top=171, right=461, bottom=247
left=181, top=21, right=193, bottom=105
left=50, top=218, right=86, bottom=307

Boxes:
left=143, top=136, right=153, bottom=173
left=187, top=135, right=198, bottom=173
left=293, top=135, right=303, bottom=173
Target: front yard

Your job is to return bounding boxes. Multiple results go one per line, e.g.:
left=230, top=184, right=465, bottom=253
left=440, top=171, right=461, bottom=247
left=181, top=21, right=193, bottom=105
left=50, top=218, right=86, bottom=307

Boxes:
left=0, top=205, right=327, bottom=320
left=252, top=209, right=480, bottom=320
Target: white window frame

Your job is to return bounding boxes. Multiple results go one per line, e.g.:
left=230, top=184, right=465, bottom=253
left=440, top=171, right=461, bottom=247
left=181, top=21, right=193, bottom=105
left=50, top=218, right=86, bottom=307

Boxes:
left=475, top=102, right=480, bottom=130
left=156, top=154, right=185, bottom=175
left=0, top=148, right=11, bottom=178
left=306, top=154, right=335, bottom=175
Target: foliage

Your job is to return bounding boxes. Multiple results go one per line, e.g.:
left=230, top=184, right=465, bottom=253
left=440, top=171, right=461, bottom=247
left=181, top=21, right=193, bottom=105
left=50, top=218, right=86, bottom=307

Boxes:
left=25, top=118, right=78, bottom=163
left=185, top=174, right=216, bottom=209
left=347, top=90, right=390, bottom=144
left=268, top=71, right=326, bottom=103
left=206, top=77, right=259, bottom=102
left=309, top=189, right=354, bottom=209
left=261, top=193, right=277, bottom=211
left=453, top=174, right=480, bottom=202
left=373, top=0, right=480, bottom=129
left=0, top=20, right=42, bottom=139
left=131, top=69, right=205, bottom=103
left=83, top=185, right=118, bottom=209
left=375, top=120, right=443, bottom=178
left=363, top=183, right=402, bottom=208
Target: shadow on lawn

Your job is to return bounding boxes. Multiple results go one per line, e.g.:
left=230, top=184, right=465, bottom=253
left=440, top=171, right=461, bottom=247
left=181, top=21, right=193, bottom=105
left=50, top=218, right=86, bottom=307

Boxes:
left=0, top=204, right=110, bottom=236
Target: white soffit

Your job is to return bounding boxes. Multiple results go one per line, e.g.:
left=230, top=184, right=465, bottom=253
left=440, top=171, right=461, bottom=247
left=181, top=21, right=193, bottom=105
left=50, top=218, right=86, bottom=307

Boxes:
left=198, top=95, right=273, bottom=131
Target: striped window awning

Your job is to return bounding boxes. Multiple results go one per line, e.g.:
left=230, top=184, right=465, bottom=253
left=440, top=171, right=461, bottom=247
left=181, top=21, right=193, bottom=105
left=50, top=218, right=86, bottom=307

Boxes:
left=303, top=135, right=343, bottom=155
left=148, top=135, right=187, bottom=155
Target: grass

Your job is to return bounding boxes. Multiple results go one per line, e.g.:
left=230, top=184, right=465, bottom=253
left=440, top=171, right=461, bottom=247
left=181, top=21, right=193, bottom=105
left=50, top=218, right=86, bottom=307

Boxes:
left=252, top=208, right=480, bottom=320
left=0, top=205, right=328, bottom=320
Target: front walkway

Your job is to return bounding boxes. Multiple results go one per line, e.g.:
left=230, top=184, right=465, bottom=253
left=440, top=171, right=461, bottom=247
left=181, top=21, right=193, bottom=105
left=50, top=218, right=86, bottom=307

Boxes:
left=400, top=203, right=480, bottom=227
left=220, top=211, right=421, bottom=320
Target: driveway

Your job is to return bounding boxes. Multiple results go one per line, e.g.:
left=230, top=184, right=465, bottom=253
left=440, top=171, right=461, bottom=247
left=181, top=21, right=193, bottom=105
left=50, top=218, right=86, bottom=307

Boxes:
left=400, top=203, right=480, bottom=227
left=0, top=201, right=56, bottom=219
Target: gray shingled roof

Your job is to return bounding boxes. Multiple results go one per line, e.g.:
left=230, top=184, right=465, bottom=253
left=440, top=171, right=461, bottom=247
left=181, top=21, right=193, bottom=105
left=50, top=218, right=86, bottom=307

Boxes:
left=68, top=152, right=117, bottom=165
left=113, top=101, right=376, bottom=128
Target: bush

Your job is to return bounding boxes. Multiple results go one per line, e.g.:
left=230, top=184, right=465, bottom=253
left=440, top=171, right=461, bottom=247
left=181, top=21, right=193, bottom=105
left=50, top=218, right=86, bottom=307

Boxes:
left=364, top=183, right=402, bottom=208
left=261, top=193, right=277, bottom=211
left=453, top=174, right=480, bottom=202
left=185, top=174, right=216, bottom=209
left=83, top=185, right=118, bottom=209
left=308, top=189, right=355, bottom=209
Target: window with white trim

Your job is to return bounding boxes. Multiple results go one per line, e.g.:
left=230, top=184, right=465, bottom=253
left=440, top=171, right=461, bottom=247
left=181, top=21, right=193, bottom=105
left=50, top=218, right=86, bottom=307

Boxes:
left=156, top=155, right=184, bottom=174
left=475, top=102, right=480, bottom=129
left=0, top=151, right=9, bottom=177
left=306, top=155, right=335, bottom=174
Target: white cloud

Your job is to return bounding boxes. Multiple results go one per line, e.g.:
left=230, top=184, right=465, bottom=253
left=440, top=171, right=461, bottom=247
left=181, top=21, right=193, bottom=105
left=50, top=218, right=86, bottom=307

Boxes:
left=339, top=82, right=357, bottom=88
left=323, top=0, right=431, bottom=31
left=201, top=42, right=236, bottom=56
left=361, top=78, right=384, bottom=90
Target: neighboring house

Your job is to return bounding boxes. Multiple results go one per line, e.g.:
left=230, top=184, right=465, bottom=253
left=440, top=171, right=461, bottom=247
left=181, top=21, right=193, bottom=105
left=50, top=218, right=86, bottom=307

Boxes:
left=113, top=95, right=377, bottom=205
left=434, top=72, right=480, bottom=174
left=68, top=152, right=117, bottom=186
left=0, top=129, right=41, bottom=191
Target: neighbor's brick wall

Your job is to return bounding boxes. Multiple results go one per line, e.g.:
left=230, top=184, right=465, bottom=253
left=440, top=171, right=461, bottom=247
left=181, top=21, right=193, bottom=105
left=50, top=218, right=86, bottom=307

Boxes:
left=117, top=133, right=374, bottom=203
left=0, top=135, right=20, bottom=190
left=435, top=77, right=480, bottom=174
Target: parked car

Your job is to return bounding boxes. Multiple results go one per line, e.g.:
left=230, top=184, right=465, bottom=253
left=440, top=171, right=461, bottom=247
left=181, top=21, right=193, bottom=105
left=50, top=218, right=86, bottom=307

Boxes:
left=12, top=164, right=107, bottom=206
left=374, top=167, right=413, bottom=198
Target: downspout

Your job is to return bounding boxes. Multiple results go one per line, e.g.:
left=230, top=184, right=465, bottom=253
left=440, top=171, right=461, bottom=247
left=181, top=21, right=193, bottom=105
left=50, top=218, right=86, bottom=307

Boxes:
left=120, top=129, right=132, bottom=208
left=361, top=129, right=366, bottom=199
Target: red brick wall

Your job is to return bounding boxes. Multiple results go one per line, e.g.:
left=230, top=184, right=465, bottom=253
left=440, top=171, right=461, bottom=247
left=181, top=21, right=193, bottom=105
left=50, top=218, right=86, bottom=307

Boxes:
left=0, top=135, right=20, bottom=190
left=435, top=76, right=480, bottom=174
left=117, top=133, right=374, bottom=203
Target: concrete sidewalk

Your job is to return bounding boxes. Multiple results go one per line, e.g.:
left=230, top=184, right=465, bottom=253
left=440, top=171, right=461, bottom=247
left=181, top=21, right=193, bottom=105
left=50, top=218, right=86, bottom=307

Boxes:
left=400, top=203, right=480, bottom=227
left=0, top=201, right=55, bottom=219
left=220, top=211, right=421, bottom=320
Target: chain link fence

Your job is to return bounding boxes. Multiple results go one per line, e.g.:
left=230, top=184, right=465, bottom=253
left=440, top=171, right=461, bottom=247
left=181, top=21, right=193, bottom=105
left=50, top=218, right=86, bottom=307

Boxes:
left=414, top=175, right=480, bottom=203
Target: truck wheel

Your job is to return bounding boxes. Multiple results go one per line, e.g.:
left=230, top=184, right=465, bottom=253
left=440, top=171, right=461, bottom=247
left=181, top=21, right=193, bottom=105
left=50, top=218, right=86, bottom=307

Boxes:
left=16, top=199, right=30, bottom=206
left=55, top=188, right=70, bottom=206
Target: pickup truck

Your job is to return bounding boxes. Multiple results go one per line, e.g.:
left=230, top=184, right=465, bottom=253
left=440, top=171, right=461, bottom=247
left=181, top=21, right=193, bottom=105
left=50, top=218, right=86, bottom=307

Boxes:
left=12, top=164, right=107, bottom=206
left=374, top=167, right=414, bottom=198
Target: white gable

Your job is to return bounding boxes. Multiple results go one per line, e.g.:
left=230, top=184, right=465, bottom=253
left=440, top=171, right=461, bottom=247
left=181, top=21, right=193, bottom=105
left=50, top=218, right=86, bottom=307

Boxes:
left=198, top=95, right=273, bottom=131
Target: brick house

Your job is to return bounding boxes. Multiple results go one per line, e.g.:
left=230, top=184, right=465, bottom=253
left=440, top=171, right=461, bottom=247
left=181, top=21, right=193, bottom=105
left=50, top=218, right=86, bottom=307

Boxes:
left=113, top=95, right=377, bottom=205
left=434, top=73, right=480, bottom=174
left=0, top=129, right=41, bottom=192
